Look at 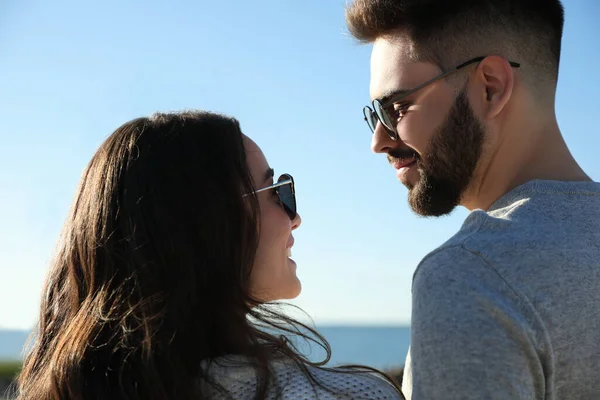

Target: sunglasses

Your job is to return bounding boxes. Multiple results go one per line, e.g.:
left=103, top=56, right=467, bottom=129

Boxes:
left=363, top=56, right=520, bottom=141
left=245, top=173, right=297, bottom=220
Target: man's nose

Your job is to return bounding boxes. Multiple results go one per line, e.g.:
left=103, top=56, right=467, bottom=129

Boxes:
left=371, top=121, right=397, bottom=154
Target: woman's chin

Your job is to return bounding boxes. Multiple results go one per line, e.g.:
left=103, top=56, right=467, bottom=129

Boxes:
left=288, top=276, right=302, bottom=299
left=277, top=276, right=302, bottom=300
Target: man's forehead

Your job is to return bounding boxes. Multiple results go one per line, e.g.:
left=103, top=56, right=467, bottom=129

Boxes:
left=369, top=37, right=421, bottom=101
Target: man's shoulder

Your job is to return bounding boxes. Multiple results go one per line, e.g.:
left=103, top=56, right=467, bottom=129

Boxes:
left=414, top=243, right=491, bottom=283
left=422, top=180, right=600, bottom=262
left=415, top=215, right=493, bottom=276
left=415, top=179, right=600, bottom=292
left=412, top=212, right=529, bottom=289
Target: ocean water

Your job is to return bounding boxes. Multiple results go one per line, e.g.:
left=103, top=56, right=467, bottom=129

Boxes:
left=0, top=326, right=410, bottom=370
left=300, top=326, right=410, bottom=371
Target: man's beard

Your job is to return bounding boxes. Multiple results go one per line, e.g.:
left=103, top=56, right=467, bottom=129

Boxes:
left=393, top=90, right=486, bottom=217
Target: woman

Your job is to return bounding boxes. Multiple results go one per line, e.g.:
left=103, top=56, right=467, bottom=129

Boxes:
left=16, top=111, right=403, bottom=399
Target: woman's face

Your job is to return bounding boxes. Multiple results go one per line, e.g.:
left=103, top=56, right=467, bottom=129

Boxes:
left=244, top=136, right=302, bottom=302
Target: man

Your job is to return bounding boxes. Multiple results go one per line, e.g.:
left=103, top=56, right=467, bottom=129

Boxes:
left=345, top=1, right=600, bottom=399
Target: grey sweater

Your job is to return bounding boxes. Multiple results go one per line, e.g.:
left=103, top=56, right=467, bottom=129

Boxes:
left=402, top=180, right=600, bottom=399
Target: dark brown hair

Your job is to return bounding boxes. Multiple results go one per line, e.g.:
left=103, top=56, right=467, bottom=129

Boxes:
left=346, top=0, right=565, bottom=94
left=16, top=111, right=401, bottom=399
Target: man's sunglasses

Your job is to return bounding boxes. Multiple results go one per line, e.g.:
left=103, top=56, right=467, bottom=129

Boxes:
left=363, top=56, right=521, bottom=141
left=244, top=173, right=297, bottom=220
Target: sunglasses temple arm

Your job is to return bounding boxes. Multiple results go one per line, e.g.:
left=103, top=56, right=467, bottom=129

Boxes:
left=242, top=179, right=293, bottom=197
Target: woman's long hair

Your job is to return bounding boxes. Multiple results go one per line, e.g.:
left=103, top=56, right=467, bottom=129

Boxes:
left=16, top=111, right=401, bottom=399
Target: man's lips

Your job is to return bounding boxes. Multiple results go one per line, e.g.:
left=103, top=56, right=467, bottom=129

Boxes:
left=390, top=158, right=417, bottom=170
left=387, top=150, right=418, bottom=170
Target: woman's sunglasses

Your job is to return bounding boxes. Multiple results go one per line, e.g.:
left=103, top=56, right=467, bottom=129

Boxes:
left=244, top=173, right=297, bottom=220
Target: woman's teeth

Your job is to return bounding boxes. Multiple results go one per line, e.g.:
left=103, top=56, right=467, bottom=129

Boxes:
left=287, top=248, right=292, bottom=257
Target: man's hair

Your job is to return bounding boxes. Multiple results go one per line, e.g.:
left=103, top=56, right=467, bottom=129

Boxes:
left=346, top=0, right=565, bottom=93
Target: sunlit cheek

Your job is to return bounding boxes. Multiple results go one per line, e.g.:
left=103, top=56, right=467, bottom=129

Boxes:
left=401, top=107, right=444, bottom=156
left=398, top=118, right=427, bottom=154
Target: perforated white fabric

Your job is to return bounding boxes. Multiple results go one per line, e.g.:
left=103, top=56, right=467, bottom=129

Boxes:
left=204, top=356, right=403, bottom=399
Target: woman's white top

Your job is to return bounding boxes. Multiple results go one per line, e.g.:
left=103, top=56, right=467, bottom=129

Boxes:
left=203, top=355, right=403, bottom=399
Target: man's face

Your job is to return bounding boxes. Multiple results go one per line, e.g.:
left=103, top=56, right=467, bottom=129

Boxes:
left=369, top=37, right=486, bottom=216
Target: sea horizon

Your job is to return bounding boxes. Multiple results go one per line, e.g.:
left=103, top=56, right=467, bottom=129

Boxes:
left=0, top=325, right=410, bottom=370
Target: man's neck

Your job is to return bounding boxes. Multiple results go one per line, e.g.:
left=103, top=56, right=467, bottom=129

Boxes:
left=462, top=119, right=590, bottom=211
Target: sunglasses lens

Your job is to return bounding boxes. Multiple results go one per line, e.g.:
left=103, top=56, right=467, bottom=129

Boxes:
left=363, top=107, right=377, bottom=133
left=277, top=174, right=296, bottom=220
left=373, top=101, right=399, bottom=140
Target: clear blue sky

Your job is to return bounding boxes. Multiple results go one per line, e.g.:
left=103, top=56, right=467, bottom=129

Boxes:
left=1, top=0, right=598, bottom=330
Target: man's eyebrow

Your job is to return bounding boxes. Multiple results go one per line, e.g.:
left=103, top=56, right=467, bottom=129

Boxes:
left=264, top=168, right=274, bottom=183
left=376, top=88, right=410, bottom=105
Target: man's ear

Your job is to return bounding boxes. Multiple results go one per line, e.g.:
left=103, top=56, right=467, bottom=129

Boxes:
left=474, top=56, right=515, bottom=120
